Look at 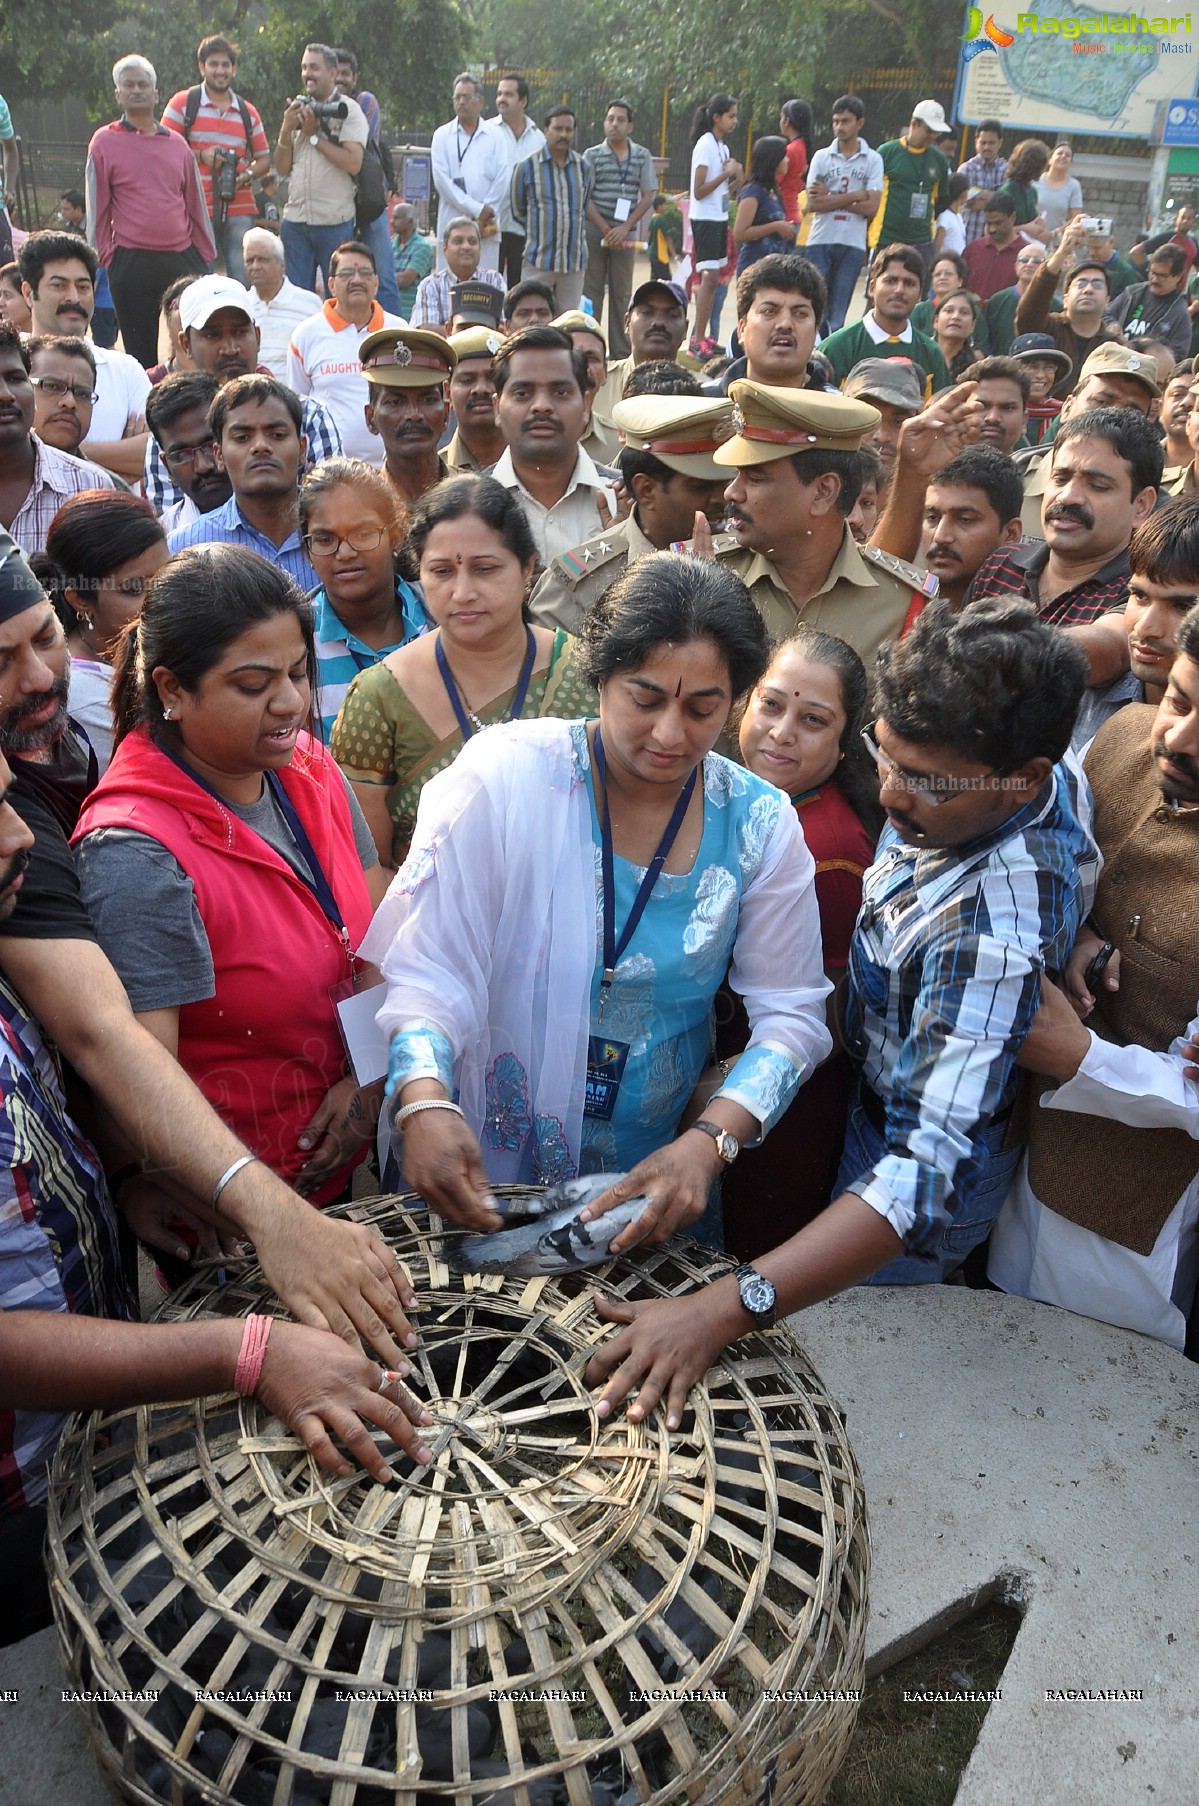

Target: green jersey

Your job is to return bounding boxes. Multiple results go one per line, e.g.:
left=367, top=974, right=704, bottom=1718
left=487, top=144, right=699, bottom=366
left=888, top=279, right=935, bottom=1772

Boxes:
left=817, top=317, right=951, bottom=395
left=874, top=138, right=949, bottom=248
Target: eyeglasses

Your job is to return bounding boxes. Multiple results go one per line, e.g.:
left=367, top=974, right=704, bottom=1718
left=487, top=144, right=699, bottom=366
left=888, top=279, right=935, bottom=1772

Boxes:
left=163, top=437, right=218, bottom=466
left=29, top=375, right=97, bottom=404
left=303, top=526, right=387, bottom=555
left=860, top=728, right=1002, bottom=807
left=332, top=266, right=376, bottom=281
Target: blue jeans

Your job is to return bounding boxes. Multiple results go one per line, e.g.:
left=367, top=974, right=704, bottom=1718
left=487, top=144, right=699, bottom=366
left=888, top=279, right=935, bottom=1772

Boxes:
left=804, top=242, right=866, bottom=334
left=360, top=208, right=403, bottom=316
left=215, top=214, right=256, bottom=284
left=281, top=217, right=355, bottom=292
left=836, top=1084, right=1022, bottom=1285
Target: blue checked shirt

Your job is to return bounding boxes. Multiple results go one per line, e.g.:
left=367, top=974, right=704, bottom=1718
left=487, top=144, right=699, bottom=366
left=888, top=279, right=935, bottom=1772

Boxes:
left=168, top=495, right=317, bottom=590
left=312, top=583, right=428, bottom=740
left=844, top=762, right=1097, bottom=1255
left=510, top=147, right=594, bottom=273
left=144, top=391, right=342, bottom=517
left=958, top=151, right=1009, bottom=244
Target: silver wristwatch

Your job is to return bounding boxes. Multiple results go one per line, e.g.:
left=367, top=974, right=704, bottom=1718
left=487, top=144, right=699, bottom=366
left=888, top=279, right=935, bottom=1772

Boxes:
left=692, top=1117, right=740, bottom=1165
left=735, top=1263, right=777, bottom=1329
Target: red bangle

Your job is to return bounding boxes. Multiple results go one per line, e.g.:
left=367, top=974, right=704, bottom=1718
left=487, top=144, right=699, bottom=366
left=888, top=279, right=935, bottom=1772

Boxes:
left=234, top=1313, right=273, bottom=1395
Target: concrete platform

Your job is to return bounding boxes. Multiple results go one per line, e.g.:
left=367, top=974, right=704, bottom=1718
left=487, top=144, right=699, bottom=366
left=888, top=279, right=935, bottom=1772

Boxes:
left=799, top=1286, right=1199, bottom=1806
left=1, top=1287, right=1195, bottom=1805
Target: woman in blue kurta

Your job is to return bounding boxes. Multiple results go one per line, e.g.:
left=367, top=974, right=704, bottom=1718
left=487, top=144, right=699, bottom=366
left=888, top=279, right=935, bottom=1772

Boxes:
left=363, top=553, right=832, bottom=1250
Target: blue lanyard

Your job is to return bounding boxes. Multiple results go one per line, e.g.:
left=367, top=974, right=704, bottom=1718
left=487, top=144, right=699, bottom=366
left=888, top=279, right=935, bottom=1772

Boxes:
left=593, top=725, right=699, bottom=1011
left=161, top=745, right=349, bottom=951
left=434, top=626, right=536, bottom=740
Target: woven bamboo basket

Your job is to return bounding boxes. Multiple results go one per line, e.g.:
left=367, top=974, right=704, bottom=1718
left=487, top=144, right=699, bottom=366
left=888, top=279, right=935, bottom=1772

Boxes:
left=47, top=1191, right=869, bottom=1806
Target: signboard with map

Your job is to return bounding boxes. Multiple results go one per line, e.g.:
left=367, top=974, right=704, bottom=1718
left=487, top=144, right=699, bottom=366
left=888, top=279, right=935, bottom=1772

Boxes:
left=954, top=1, right=1199, bottom=140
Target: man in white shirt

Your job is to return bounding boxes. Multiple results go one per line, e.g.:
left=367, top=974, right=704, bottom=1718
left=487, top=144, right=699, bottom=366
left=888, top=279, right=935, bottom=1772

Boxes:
left=243, top=226, right=320, bottom=379
left=803, top=94, right=883, bottom=333
left=484, top=74, right=545, bottom=288
left=430, top=75, right=507, bottom=274
left=16, top=230, right=149, bottom=485
left=489, top=324, right=617, bottom=564
left=990, top=535, right=1199, bottom=1352
left=287, top=238, right=400, bottom=463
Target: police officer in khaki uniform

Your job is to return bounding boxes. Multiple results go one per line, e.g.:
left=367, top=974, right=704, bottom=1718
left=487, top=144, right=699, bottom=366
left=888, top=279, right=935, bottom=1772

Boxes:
left=361, top=324, right=457, bottom=513
left=530, top=393, right=735, bottom=633
left=711, top=379, right=938, bottom=661
left=444, top=326, right=506, bottom=472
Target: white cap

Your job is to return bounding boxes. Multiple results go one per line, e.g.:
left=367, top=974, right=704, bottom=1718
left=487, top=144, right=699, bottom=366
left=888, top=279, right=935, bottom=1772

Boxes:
left=911, top=99, right=950, bottom=135
left=179, top=274, right=254, bottom=334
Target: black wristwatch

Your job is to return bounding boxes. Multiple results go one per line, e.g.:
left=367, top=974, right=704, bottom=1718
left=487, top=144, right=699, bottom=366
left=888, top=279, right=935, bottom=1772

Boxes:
left=735, top=1262, right=777, bottom=1329
left=692, top=1117, right=740, bottom=1165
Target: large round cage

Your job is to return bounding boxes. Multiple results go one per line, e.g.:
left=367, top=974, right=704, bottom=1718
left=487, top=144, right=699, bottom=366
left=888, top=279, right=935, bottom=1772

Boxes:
left=47, top=1192, right=869, bottom=1806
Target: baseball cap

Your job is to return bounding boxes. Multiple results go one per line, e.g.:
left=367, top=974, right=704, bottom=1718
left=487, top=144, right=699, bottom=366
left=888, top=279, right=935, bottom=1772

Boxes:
left=450, top=282, right=504, bottom=328
left=911, top=100, right=950, bottom=134
left=843, top=357, right=924, bottom=414
left=179, top=274, right=253, bottom=333
left=1077, top=340, right=1162, bottom=399
left=627, top=279, right=688, bottom=314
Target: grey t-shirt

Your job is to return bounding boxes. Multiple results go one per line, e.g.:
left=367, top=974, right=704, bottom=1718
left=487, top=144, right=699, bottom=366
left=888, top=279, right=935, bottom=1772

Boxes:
left=75, top=772, right=377, bottom=1012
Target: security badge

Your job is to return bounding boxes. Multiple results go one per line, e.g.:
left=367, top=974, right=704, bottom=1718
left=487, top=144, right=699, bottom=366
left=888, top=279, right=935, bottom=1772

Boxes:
left=584, top=1035, right=631, bottom=1120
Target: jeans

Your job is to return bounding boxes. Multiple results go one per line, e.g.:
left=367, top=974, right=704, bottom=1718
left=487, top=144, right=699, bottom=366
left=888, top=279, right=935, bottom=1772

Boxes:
left=803, top=242, right=866, bottom=334
left=360, top=208, right=403, bottom=315
left=281, top=217, right=355, bottom=293
left=213, top=213, right=257, bottom=283
left=836, top=1083, right=1022, bottom=1285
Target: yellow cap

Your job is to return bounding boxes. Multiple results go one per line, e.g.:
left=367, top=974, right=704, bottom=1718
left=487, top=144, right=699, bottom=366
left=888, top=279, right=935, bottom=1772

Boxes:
left=610, top=394, right=735, bottom=479
left=359, top=325, right=456, bottom=387
left=713, top=379, right=881, bottom=467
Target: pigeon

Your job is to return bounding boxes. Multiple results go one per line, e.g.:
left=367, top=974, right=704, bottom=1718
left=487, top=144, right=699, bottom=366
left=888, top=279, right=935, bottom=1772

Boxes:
left=453, top=1175, right=649, bottom=1276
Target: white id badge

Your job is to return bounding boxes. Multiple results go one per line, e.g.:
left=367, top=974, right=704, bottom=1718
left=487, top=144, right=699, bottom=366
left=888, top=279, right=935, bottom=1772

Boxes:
left=613, top=196, right=631, bottom=223
left=909, top=192, right=929, bottom=221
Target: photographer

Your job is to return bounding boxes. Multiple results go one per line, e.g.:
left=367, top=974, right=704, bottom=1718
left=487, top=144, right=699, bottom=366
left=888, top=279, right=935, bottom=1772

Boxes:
left=275, top=43, right=367, bottom=293
left=163, top=35, right=271, bottom=285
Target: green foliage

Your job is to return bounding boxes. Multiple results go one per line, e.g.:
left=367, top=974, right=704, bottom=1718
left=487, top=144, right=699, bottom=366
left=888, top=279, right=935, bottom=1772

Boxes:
left=1, top=0, right=472, bottom=136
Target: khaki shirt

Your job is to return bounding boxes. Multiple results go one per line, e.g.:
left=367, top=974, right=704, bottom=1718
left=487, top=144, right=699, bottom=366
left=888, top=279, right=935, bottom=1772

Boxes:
left=1166, top=462, right=1195, bottom=496
left=592, top=354, right=633, bottom=429
left=714, top=524, right=936, bottom=664
left=1021, top=451, right=1049, bottom=538
left=529, top=509, right=657, bottom=634
left=490, top=444, right=618, bottom=566
left=281, top=95, right=369, bottom=228
left=443, top=428, right=482, bottom=473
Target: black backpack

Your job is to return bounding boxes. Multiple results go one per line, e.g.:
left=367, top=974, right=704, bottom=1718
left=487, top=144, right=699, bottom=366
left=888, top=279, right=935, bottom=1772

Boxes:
left=354, top=136, right=388, bottom=228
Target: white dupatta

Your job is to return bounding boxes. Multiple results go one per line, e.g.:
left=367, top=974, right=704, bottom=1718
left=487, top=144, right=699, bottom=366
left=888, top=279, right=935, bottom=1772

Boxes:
left=360, top=719, right=596, bottom=1182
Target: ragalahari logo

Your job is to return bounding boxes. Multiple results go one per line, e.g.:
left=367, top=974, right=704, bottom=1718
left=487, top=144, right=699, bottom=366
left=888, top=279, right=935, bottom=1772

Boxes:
left=962, top=7, right=1018, bottom=57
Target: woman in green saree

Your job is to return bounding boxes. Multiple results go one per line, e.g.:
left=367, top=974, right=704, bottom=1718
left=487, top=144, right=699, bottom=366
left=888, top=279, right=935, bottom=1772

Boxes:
left=331, top=474, right=595, bottom=870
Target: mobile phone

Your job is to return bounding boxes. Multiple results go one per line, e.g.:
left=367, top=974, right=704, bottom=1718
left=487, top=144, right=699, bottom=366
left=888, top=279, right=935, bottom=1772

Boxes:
left=1084, top=940, right=1116, bottom=990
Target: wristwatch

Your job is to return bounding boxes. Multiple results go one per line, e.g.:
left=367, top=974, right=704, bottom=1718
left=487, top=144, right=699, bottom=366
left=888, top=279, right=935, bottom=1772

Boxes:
left=309, top=132, right=320, bottom=146
left=692, top=1118, right=740, bottom=1164
left=734, top=1263, right=777, bottom=1329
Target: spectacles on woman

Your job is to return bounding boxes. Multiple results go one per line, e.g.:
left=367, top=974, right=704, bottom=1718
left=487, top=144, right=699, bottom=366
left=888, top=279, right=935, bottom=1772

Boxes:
left=303, top=526, right=387, bottom=556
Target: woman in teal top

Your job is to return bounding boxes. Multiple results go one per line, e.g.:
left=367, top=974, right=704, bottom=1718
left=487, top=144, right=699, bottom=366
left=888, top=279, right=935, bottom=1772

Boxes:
left=364, top=554, right=832, bottom=1247
left=997, top=139, right=1050, bottom=238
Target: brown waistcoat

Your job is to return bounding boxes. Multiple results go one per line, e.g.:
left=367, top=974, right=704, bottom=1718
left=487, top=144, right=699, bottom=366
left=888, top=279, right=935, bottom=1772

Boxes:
left=1023, top=705, right=1199, bottom=1253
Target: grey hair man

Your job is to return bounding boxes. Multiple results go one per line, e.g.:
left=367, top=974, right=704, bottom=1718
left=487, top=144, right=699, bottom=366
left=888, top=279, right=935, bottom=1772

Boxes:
left=431, top=73, right=508, bottom=274
left=242, top=225, right=320, bottom=378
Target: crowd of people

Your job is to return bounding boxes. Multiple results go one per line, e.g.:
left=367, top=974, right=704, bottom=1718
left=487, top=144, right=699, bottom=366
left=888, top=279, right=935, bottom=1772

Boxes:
left=1, top=44, right=1198, bottom=1646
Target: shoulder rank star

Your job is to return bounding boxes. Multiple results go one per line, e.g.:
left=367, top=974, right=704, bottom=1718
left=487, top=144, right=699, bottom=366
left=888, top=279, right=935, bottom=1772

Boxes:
left=581, top=547, right=595, bottom=563
left=597, top=541, right=612, bottom=556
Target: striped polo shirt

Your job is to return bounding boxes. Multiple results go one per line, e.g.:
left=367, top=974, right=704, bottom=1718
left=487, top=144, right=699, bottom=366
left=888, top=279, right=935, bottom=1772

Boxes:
left=161, top=84, right=270, bottom=218
left=312, top=583, right=428, bottom=740
left=582, top=138, right=655, bottom=226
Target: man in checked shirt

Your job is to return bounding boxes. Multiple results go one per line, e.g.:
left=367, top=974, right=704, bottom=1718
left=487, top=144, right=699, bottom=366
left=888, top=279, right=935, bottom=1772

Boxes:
left=586, top=599, right=1101, bottom=1430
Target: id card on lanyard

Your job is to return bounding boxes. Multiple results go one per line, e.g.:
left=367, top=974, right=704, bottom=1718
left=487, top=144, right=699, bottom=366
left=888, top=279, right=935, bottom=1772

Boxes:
left=584, top=726, right=698, bottom=1120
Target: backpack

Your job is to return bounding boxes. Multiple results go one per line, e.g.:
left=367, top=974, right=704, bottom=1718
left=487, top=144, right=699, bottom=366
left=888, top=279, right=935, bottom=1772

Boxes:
left=354, top=136, right=388, bottom=228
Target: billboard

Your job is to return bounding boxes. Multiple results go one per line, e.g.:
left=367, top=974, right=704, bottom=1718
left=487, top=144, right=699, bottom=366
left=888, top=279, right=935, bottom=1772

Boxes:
left=953, top=2, right=1199, bottom=140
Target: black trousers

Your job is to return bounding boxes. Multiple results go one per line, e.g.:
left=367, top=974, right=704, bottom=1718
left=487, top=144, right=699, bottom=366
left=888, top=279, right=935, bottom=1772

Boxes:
left=0, top=1503, right=52, bottom=1647
left=107, top=244, right=210, bottom=367
left=499, top=230, right=525, bottom=290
